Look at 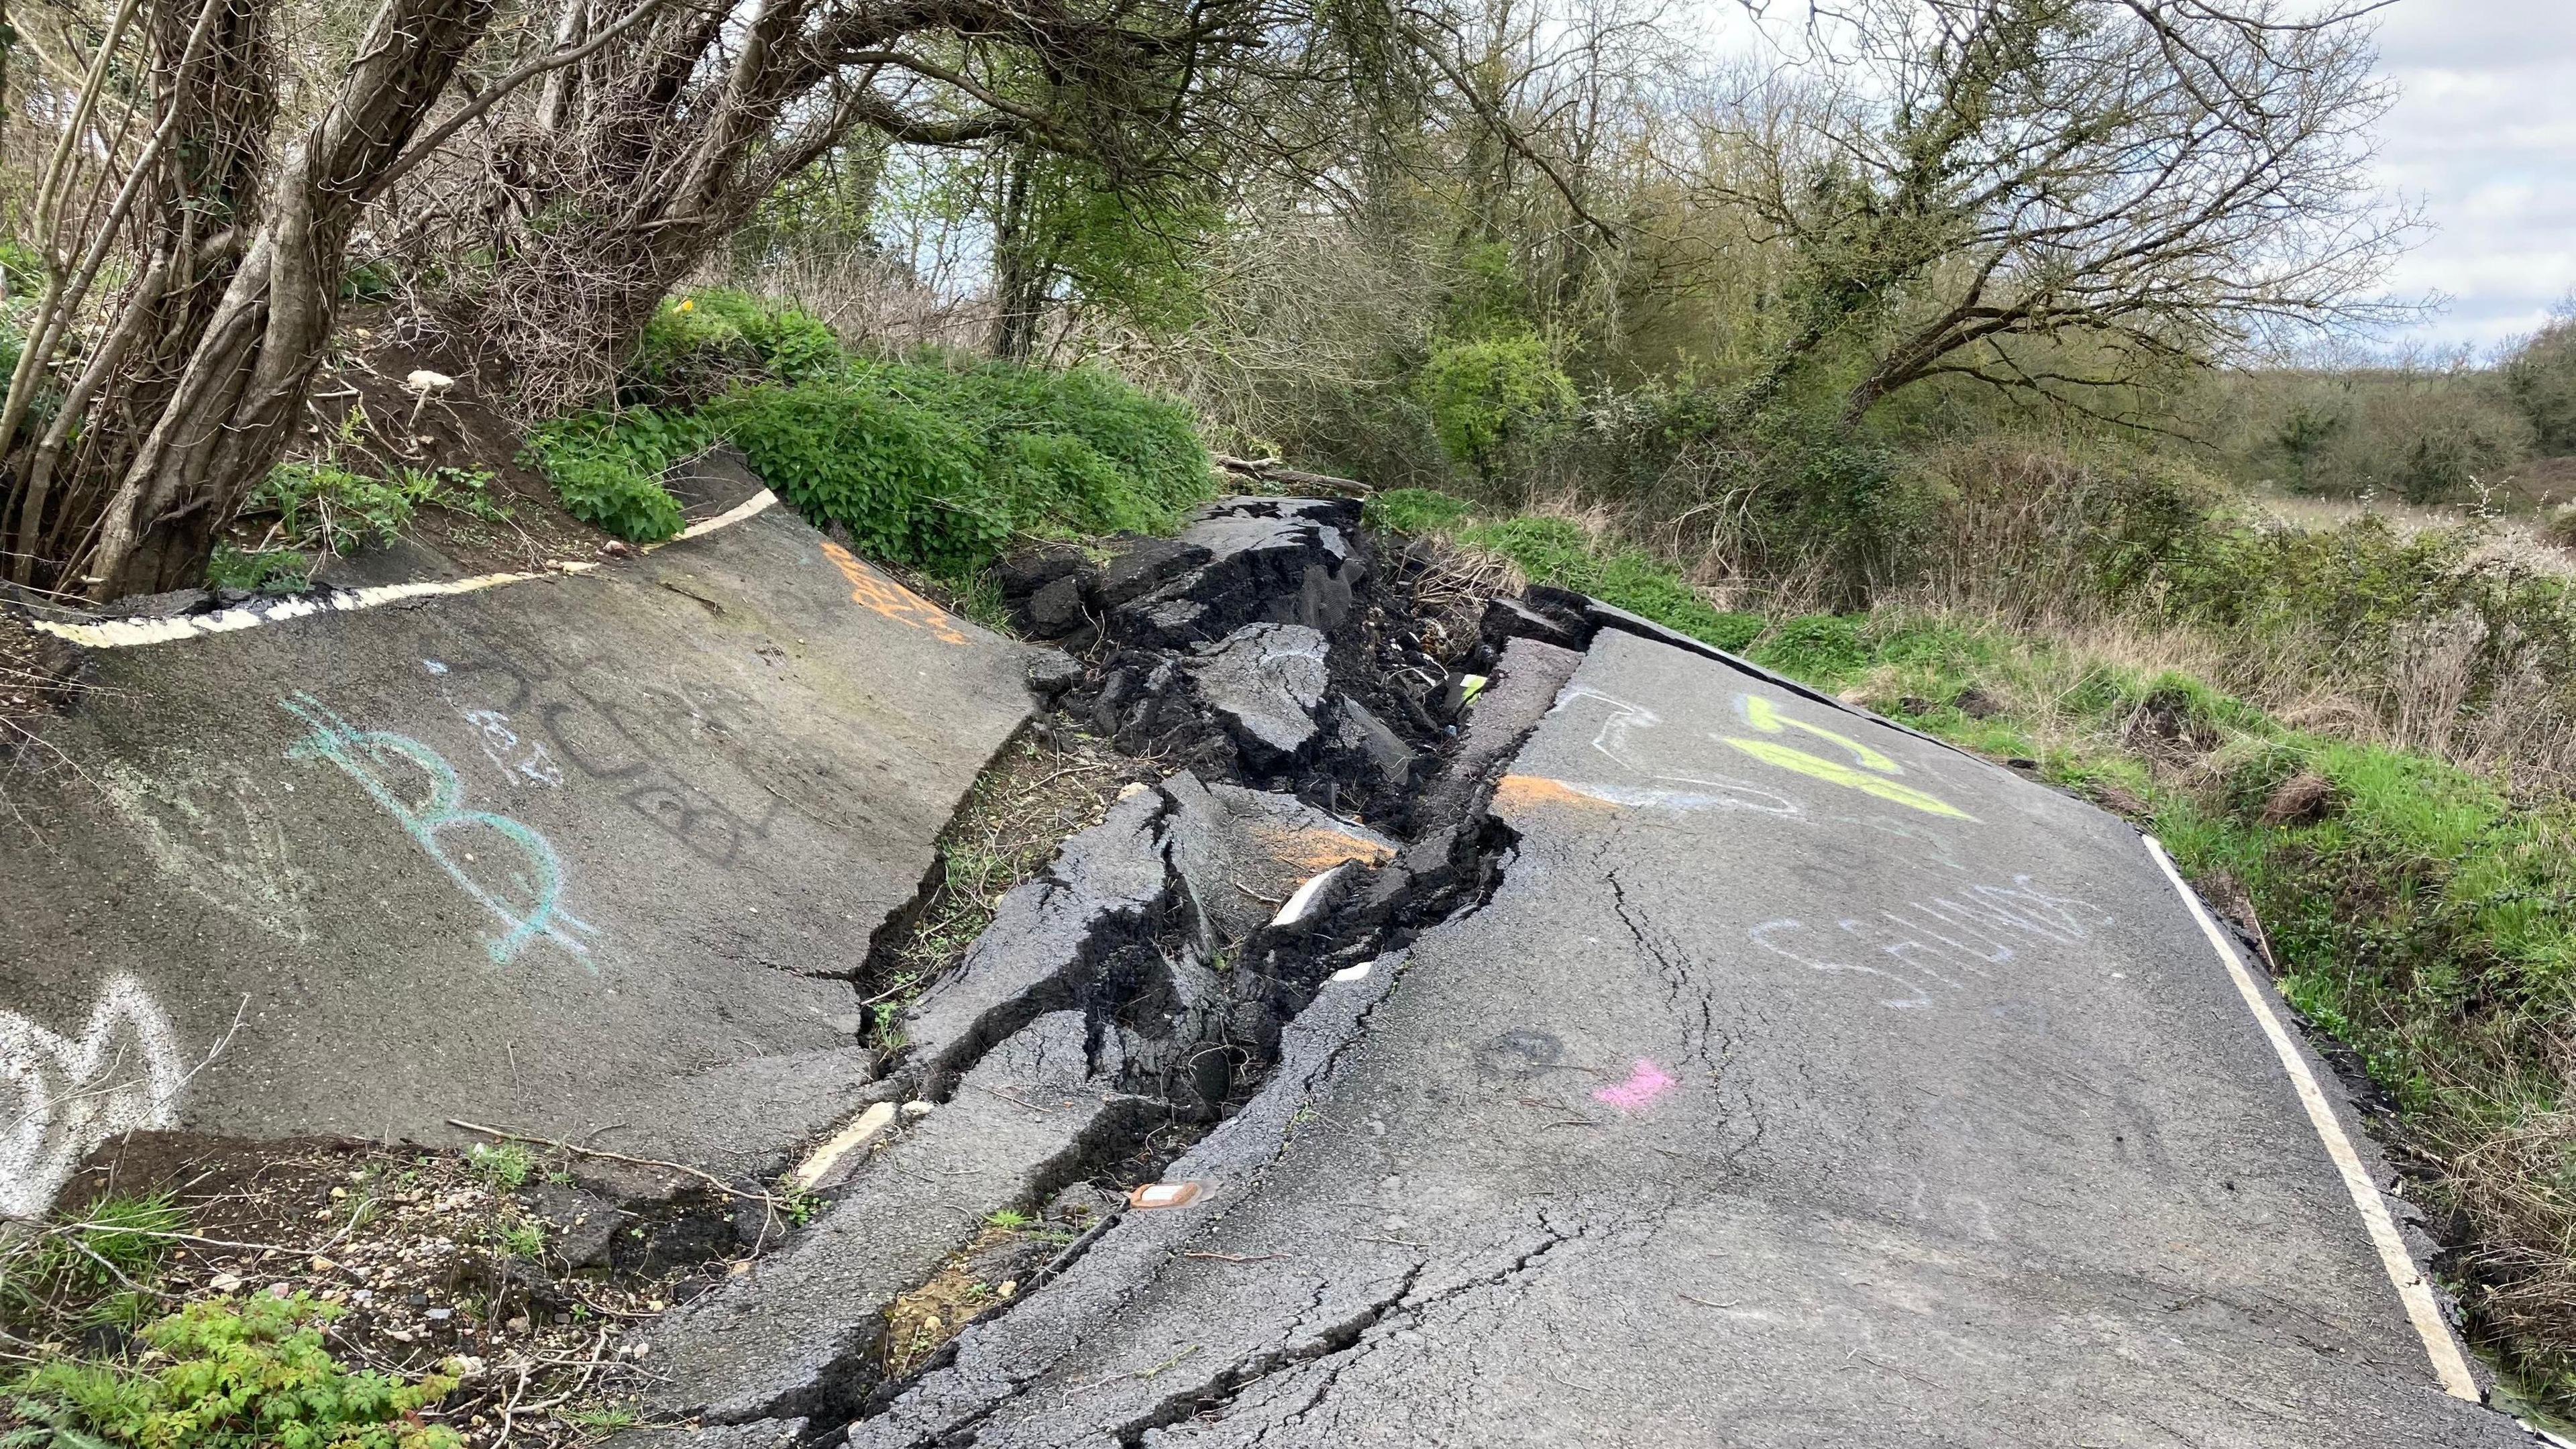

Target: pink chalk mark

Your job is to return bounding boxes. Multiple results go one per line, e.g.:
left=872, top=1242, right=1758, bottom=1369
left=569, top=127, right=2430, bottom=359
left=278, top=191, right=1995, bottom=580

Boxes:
left=1592, top=1059, right=1677, bottom=1112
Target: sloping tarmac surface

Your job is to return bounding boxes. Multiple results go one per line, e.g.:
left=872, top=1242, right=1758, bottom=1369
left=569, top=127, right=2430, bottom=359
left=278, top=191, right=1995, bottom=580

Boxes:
left=0, top=497, right=1033, bottom=1211
left=853, top=628, right=2524, bottom=1448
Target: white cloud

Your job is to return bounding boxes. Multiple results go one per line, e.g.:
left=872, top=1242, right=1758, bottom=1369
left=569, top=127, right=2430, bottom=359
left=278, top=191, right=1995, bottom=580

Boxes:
left=2368, top=0, right=2576, bottom=351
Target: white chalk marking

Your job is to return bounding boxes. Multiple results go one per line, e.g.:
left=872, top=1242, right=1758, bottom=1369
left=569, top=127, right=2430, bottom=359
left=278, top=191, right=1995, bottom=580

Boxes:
left=1, top=975, right=187, bottom=1218
left=31, top=486, right=785, bottom=651
left=2143, top=834, right=2481, bottom=1401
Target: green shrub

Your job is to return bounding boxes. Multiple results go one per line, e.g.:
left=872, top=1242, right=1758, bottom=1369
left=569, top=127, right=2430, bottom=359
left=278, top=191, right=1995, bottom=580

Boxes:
left=705, top=360, right=1209, bottom=579
left=625, top=289, right=845, bottom=404
left=1364, top=487, right=1477, bottom=535
left=536, top=345, right=1210, bottom=570
left=855, top=359, right=1211, bottom=528
left=5, top=1295, right=460, bottom=1449
left=706, top=382, right=1002, bottom=575
left=521, top=407, right=710, bottom=542
left=1415, top=336, right=1576, bottom=480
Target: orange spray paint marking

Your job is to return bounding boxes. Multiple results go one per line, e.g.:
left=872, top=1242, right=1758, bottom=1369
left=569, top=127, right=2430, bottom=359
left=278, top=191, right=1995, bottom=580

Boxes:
left=820, top=540, right=968, bottom=645
left=1492, top=773, right=1617, bottom=816
left=1250, top=822, right=1395, bottom=873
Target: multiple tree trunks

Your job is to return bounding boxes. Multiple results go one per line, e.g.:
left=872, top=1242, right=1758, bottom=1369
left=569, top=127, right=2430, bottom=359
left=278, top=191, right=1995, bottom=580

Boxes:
left=2, top=0, right=502, bottom=598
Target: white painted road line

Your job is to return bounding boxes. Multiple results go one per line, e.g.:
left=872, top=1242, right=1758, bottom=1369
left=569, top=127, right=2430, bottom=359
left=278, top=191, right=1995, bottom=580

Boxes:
left=2143, top=833, right=2483, bottom=1402
left=672, top=486, right=777, bottom=541
left=30, top=564, right=599, bottom=649
left=28, top=488, right=786, bottom=651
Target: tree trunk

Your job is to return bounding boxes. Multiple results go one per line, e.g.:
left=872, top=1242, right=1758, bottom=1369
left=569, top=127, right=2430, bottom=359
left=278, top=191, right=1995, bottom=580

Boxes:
left=61, top=0, right=498, bottom=598
left=988, top=151, right=1049, bottom=363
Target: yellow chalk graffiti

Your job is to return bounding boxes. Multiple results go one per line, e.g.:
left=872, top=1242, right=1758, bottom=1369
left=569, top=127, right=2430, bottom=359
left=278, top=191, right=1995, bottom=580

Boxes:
left=1723, top=694, right=1976, bottom=821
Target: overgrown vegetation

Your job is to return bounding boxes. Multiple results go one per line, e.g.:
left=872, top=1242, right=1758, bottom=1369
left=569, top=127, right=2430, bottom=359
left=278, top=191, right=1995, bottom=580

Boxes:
left=9, top=1296, right=463, bottom=1449
left=1, top=1195, right=467, bottom=1449
left=523, top=292, right=1213, bottom=581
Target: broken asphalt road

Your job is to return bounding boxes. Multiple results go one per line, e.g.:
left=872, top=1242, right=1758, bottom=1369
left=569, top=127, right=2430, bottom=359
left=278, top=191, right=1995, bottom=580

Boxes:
left=851, top=626, right=2527, bottom=1448
left=0, top=480, right=1034, bottom=1214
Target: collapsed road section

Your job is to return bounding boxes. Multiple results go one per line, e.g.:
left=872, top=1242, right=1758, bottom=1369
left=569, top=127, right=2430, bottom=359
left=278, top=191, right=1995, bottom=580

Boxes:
left=0, top=460, right=1038, bottom=1213
left=622, top=497, right=1542, bottom=1435
left=621, top=496, right=2533, bottom=1448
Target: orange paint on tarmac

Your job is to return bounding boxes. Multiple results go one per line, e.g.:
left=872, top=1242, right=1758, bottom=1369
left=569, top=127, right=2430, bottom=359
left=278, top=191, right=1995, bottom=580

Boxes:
left=1493, top=773, right=1617, bottom=816
left=821, top=540, right=969, bottom=644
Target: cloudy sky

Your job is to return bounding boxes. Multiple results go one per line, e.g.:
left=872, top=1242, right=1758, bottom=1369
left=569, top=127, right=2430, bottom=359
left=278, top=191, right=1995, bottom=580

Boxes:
left=2369, top=0, right=2576, bottom=354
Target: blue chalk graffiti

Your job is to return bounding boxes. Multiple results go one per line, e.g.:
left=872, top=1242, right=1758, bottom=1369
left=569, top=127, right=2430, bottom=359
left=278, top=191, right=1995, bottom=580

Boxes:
left=281, top=693, right=600, bottom=968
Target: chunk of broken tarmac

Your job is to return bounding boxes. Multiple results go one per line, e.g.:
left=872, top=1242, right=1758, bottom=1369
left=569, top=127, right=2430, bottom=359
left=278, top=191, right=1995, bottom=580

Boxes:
left=1107, top=497, right=1364, bottom=647
left=1183, top=623, right=1329, bottom=772
left=1161, top=774, right=1395, bottom=943
left=903, top=787, right=1173, bottom=1087
left=634, top=1010, right=1154, bottom=1426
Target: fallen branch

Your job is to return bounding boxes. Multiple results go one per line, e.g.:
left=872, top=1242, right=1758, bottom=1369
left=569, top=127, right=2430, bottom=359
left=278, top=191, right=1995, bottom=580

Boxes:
left=445, top=1119, right=772, bottom=1205
left=1212, top=454, right=1371, bottom=498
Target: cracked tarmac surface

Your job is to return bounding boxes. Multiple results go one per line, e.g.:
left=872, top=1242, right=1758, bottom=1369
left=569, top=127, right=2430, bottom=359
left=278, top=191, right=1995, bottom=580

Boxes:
left=848, top=627, right=2530, bottom=1448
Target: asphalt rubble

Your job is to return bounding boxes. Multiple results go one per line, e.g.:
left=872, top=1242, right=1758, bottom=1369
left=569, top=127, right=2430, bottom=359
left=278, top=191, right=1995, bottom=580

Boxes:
left=607, top=496, right=1723, bottom=1445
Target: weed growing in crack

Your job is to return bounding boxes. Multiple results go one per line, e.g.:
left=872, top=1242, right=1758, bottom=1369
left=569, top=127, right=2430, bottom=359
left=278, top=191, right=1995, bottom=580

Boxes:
left=861, top=729, right=1141, bottom=1022
left=494, top=1220, right=547, bottom=1260
left=464, top=1142, right=535, bottom=1192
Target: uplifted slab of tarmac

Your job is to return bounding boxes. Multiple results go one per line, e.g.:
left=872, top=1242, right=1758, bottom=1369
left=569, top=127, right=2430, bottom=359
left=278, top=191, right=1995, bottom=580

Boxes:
left=849, top=627, right=2526, bottom=1448
left=0, top=499, right=1035, bottom=1214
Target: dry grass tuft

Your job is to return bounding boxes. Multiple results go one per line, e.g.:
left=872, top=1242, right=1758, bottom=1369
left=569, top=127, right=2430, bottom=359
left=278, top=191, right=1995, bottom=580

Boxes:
left=865, top=725, right=1147, bottom=1017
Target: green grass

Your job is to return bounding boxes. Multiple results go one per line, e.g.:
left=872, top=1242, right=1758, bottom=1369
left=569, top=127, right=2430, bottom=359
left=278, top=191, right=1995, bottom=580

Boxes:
left=1, top=1193, right=188, bottom=1337
left=493, top=1220, right=547, bottom=1260
left=463, top=1142, right=535, bottom=1192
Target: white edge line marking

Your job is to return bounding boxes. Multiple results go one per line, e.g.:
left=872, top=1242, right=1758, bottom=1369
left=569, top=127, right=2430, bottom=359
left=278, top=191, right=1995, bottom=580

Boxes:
left=29, top=487, right=784, bottom=651
left=2143, top=833, right=2481, bottom=1401
left=670, top=486, right=777, bottom=543
left=1269, top=861, right=1351, bottom=929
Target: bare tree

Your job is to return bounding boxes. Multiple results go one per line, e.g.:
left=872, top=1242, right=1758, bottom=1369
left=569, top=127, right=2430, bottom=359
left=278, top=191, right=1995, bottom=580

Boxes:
left=431, top=0, right=1321, bottom=411
left=1704, top=0, right=2414, bottom=428
left=0, top=0, right=662, bottom=598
